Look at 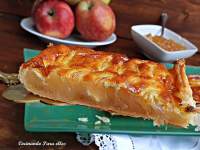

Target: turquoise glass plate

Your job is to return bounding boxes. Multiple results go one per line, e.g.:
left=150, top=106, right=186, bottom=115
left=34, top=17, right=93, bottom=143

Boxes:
left=24, top=48, right=200, bottom=135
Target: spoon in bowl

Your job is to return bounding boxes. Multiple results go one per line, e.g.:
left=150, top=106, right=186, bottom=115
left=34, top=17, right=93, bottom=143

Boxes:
left=161, top=13, right=169, bottom=36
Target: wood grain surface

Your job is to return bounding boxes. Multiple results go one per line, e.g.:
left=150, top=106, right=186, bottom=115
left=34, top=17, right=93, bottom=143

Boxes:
left=0, top=0, right=199, bottom=149
left=1, top=0, right=200, bottom=51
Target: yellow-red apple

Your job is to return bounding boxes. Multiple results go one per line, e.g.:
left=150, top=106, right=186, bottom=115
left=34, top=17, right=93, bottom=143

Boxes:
left=76, top=0, right=116, bottom=41
left=33, top=0, right=74, bottom=39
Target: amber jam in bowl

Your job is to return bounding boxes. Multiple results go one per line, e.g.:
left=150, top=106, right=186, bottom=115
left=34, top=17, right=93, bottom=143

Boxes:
left=131, top=25, right=198, bottom=62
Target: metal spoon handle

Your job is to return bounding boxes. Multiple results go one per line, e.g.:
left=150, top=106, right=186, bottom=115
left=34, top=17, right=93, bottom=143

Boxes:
left=161, top=13, right=168, bottom=36
left=0, top=71, right=19, bottom=86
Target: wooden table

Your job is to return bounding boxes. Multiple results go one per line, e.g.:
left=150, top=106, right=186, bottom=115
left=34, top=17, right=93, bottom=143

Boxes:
left=0, top=0, right=199, bottom=149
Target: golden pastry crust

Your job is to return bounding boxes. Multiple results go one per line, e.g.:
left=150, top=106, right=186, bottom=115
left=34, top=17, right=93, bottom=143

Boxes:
left=19, top=45, right=197, bottom=128
left=188, top=75, right=200, bottom=103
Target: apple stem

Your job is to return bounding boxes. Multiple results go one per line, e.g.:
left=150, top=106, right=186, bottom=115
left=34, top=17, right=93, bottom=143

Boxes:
left=48, top=9, right=55, bottom=16
left=88, top=3, right=94, bottom=10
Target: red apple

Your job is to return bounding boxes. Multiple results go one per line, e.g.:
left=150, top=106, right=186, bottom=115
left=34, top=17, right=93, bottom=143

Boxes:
left=76, top=0, right=116, bottom=41
left=33, top=0, right=75, bottom=39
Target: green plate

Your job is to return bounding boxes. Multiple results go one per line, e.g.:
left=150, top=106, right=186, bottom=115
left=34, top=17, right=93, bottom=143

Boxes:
left=24, top=48, right=200, bottom=135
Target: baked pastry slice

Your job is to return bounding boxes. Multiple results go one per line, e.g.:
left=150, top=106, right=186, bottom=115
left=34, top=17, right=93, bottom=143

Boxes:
left=19, top=45, right=199, bottom=128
